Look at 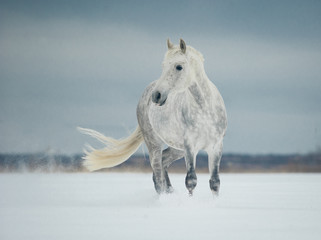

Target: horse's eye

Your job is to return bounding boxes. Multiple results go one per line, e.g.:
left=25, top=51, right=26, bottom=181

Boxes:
left=176, top=65, right=183, bottom=71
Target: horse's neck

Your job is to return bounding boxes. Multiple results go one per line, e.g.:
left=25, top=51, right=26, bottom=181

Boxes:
left=188, top=68, right=213, bottom=103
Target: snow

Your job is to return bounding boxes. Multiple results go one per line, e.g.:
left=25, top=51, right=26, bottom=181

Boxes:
left=1, top=173, right=321, bottom=240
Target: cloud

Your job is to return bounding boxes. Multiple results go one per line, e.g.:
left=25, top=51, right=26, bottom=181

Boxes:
left=0, top=1, right=321, bottom=154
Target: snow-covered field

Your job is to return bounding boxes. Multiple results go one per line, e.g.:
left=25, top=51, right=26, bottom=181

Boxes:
left=1, top=173, right=321, bottom=240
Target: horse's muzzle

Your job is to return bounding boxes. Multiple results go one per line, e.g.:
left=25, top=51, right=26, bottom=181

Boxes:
left=152, top=91, right=167, bottom=106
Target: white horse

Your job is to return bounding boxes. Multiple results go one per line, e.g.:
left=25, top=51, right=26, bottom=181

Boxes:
left=79, top=39, right=227, bottom=195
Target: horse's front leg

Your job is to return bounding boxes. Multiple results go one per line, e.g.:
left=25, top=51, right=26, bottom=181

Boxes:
left=184, top=145, right=197, bottom=195
left=208, top=140, right=223, bottom=196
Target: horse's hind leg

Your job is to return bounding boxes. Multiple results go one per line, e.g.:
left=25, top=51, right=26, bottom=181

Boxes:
left=208, top=140, right=223, bottom=196
left=140, top=128, right=167, bottom=194
left=162, top=147, right=184, bottom=168
left=162, top=147, right=184, bottom=192
left=150, top=148, right=166, bottom=194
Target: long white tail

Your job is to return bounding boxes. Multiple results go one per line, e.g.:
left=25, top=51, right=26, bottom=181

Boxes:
left=78, top=126, right=144, bottom=171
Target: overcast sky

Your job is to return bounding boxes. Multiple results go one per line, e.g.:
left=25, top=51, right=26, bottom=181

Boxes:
left=1, top=0, right=321, bottom=154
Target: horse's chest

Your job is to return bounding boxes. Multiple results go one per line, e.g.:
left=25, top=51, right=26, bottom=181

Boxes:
left=182, top=105, right=218, bottom=141
left=149, top=98, right=218, bottom=149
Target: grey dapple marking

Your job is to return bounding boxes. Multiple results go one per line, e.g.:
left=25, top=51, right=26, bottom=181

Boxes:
left=79, top=39, right=227, bottom=195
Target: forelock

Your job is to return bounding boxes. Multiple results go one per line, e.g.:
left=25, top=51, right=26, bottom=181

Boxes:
left=165, top=45, right=204, bottom=63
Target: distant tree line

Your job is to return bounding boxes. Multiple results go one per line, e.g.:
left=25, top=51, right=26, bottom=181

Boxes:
left=0, top=153, right=83, bottom=173
left=0, top=152, right=320, bottom=173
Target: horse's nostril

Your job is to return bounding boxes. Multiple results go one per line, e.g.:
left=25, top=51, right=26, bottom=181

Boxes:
left=155, top=92, right=161, bottom=101
left=152, top=91, right=161, bottom=103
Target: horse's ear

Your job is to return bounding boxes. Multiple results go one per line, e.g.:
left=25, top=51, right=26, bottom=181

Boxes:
left=180, top=38, right=186, bottom=54
left=167, top=38, right=174, bottom=49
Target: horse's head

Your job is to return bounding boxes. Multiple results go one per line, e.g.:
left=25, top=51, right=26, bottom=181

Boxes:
left=152, top=38, right=204, bottom=106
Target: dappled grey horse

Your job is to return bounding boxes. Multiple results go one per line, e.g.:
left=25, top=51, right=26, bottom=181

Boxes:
left=79, top=39, right=227, bottom=195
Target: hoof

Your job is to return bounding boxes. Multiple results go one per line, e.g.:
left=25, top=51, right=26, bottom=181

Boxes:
left=153, top=174, right=165, bottom=194
left=209, top=178, right=220, bottom=195
left=166, top=186, right=174, bottom=194
left=211, top=189, right=219, bottom=198
left=185, top=171, right=197, bottom=194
